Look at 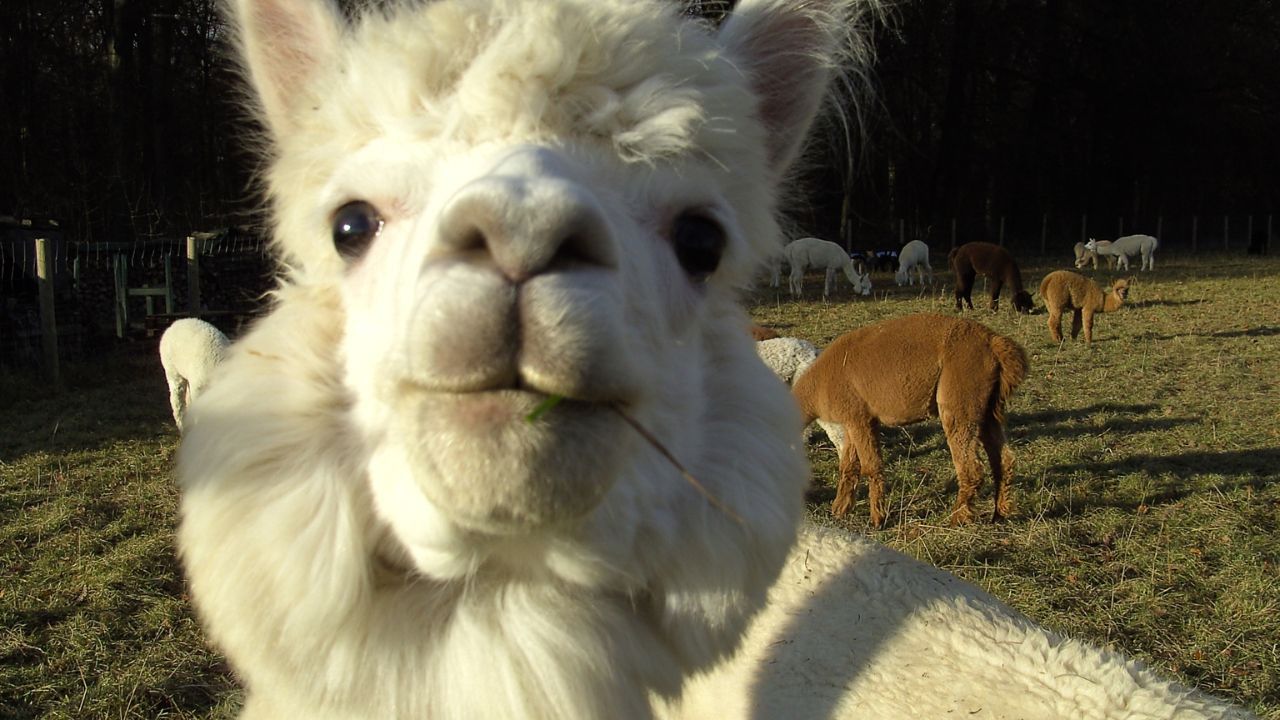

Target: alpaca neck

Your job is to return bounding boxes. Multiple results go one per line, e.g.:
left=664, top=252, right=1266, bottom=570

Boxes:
left=1102, top=291, right=1125, bottom=312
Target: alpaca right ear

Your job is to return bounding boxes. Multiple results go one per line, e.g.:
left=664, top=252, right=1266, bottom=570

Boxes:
left=719, top=0, right=869, bottom=179
left=228, top=0, right=342, bottom=138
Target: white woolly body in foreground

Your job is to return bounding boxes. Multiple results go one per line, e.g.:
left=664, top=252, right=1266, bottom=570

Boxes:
left=158, top=318, right=229, bottom=431
left=177, top=0, right=1251, bottom=717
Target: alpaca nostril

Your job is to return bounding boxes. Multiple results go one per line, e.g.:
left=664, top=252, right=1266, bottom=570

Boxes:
left=438, top=175, right=617, bottom=282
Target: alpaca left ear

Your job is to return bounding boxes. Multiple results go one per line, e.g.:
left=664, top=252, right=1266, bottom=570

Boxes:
left=719, top=0, right=868, bottom=178
left=228, top=0, right=343, bottom=139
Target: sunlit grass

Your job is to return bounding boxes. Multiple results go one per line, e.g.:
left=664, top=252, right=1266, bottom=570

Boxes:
left=0, top=252, right=1276, bottom=718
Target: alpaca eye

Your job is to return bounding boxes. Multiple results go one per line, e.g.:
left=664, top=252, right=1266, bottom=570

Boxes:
left=332, top=201, right=383, bottom=259
left=670, top=213, right=725, bottom=282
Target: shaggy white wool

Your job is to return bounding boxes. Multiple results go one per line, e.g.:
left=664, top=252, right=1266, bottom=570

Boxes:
left=158, top=317, right=230, bottom=432
left=179, top=0, right=846, bottom=717
left=664, top=525, right=1255, bottom=719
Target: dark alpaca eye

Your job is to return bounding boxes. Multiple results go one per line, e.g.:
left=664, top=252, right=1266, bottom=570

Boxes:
left=332, top=201, right=383, bottom=259
left=670, top=212, right=725, bottom=282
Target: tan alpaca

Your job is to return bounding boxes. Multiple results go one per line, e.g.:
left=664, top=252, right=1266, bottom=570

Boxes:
left=791, top=313, right=1028, bottom=527
left=1039, top=270, right=1131, bottom=343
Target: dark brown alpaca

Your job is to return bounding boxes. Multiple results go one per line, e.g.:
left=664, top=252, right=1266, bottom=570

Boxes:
left=949, top=241, right=1034, bottom=313
left=792, top=313, right=1029, bottom=527
left=1039, top=271, right=1131, bottom=343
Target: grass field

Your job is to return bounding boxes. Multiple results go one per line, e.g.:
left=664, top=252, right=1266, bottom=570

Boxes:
left=2, top=252, right=1278, bottom=718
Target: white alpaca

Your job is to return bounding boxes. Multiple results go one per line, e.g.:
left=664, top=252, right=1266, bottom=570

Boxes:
left=158, top=318, right=229, bottom=432
left=177, top=0, right=1251, bottom=718
left=1087, top=234, right=1158, bottom=271
left=893, top=238, right=932, bottom=286
left=784, top=236, right=871, bottom=298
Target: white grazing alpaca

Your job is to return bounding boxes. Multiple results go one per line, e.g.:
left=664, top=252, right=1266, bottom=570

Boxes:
left=893, top=238, right=932, bottom=286
left=1087, top=234, right=1158, bottom=271
left=158, top=318, right=229, bottom=432
left=177, top=0, right=1252, bottom=718
left=784, top=236, right=872, bottom=298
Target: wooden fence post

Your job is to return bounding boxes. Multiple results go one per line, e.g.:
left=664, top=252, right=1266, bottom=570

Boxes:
left=36, top=238, right=61, bottom=389
left=998, top=216, right=1005, bottom=246
left=1156, top=215, right=1163, bottom=240
left=1039, top=213, right=1047, bottom=255
left=187, top=235, right=202, bottom=317
left=1117, top=216, right=1124, bottom=237
left=1224, top=216, right=1230, bottom=251
left=898, top=218, right=905, bottom=246
left=1191, top=215, right=1198, bottom=252
left=1080, top=214, right=1087, bottom=244
left=950, top=218, right=957, bottom=249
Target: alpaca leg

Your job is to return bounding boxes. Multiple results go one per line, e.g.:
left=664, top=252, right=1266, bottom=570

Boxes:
left=937, top=360, right=987, bottom=525
left=824, top=267, right=836, bottom=299
left=940, top=410, right=983, bottom=525
left=789, top=264, right=803, bottom=298
left=1047, top=308, right=1063, bottom=343
left=1070, top=309, right=1082, bottom=340
left=842, top=423, right=886, bottom=526
left=988, top=279, right=1003, bottom=311
left=830, top=429, right=863, bottom=519
left=166, top=372, right=188, bottom=432
left=1082, top=309, right=1094, bottom=343
left=980, top=419, right=1015, bottom=521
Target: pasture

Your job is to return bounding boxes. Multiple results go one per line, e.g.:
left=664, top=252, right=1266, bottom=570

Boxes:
left=1, top=251, right=1277, bottom=719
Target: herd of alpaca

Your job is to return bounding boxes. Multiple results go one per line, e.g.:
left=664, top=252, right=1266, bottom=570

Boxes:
left=167, top=0, right=1251, bottom=718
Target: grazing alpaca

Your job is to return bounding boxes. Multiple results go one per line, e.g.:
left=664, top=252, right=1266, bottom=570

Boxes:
left=1087, top=234, right=1158, bottom=271
left=893, top=239, right=932, bottom=286
left=158, top=318, right=230, bottom=432
left=949, top=241, right=1034, bottom=313
left=784, top=236, right=872, bottom=299
left=1040, top=270, right=1131, bottom=343
left=791, top=313, right=1028, bottom=527
left=177, top=0, right=1254, bottom=718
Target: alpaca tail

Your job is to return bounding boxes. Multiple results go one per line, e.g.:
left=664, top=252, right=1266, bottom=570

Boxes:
left=989, top=334, right=1029, bottom=424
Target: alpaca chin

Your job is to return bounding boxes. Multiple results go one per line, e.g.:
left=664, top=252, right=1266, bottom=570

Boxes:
left=382, top=389, right=633, bottom=535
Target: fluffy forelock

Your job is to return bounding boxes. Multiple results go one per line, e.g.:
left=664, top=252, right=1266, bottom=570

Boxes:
left=262, top=0, right=777, bottom=284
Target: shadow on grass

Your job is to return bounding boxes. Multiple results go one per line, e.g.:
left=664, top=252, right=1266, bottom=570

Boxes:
left=1138, top=325, right=1280, bottom=341
left=1047, top=447, right=1280, bottom=481
left=1128, top=299, right=1206, bottom=309
left=1011, top=403, right=1201, bottom=442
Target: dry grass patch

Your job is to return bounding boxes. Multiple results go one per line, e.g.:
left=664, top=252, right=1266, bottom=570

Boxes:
left=0, top=253, right=1275, bottom=718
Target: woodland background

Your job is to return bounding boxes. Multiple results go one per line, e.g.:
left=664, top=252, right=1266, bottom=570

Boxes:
left=3, top=0, right=1279, bottom=249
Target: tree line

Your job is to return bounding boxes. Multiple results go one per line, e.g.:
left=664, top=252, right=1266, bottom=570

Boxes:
left=3, top=0, right=1278, bottom=250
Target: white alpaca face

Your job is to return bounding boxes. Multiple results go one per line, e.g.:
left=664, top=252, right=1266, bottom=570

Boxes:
left=225, top=0, right=822, bottom=578
left=336, top=141, right=732, bottom=539
left=179, top=0, right=861, bottom=711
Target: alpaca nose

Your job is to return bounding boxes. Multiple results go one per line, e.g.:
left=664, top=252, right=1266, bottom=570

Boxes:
left=437, top=156, right=617, bottom=282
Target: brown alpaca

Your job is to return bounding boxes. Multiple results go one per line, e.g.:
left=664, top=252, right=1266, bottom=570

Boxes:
left=949, top=241, right=1034, bottom=313
left=749, top=323, right=781, bottom=341
left=792, top=313, right=1029, bottom=527
left=1039, top=271, right=1131, bottom=343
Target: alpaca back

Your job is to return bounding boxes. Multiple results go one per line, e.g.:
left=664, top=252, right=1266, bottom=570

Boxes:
left=1039, top=270, right=1102, bottom=311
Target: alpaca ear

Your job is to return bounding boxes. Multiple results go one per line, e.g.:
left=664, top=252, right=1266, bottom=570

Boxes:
left=719, top=0, right=861, bottom=178
left=228, top=0, right=343, bottom=138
